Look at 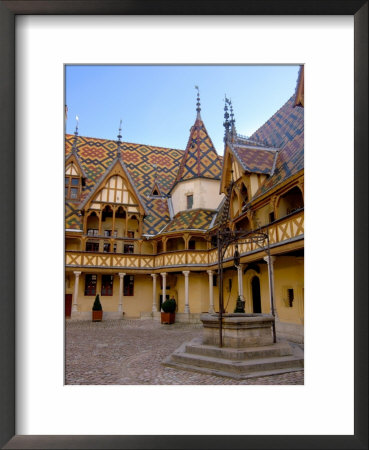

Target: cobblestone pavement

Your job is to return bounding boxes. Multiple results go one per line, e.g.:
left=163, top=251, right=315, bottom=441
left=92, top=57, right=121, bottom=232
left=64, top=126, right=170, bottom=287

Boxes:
left=66, top=319, right=304, bottom=385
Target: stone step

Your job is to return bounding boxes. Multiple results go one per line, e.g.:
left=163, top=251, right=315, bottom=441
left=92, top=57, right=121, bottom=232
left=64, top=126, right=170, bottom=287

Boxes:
left=185, top=341, right=293, bottom=360
left=170, top=350, right=303, bottom=374
left=164, top=359, right=304, bottom=380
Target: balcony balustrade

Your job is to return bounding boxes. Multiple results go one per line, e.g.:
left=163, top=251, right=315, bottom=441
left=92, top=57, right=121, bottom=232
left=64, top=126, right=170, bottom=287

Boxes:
left=66, top=210, right=304, bottom=270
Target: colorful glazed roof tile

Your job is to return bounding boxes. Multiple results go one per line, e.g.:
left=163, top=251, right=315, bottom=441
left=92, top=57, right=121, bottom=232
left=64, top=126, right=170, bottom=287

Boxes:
left=161, top=209, right=217, bottom=233
left=65, top=130, right=87, bottom=178
left=65, top=134, right=184, bottom=234
left=294, top=65, right=304, bottom=107
left=171, top=115, right=222, bottom=190
left=230, top=142, right=278, bottom=175
left=250, top=94, right=304, bottom=197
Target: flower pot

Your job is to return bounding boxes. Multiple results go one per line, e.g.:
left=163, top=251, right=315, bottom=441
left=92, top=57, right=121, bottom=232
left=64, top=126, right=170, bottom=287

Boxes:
left=161, top=312, right=175, bottom=324
left=92, top=310, right=103, bottom=322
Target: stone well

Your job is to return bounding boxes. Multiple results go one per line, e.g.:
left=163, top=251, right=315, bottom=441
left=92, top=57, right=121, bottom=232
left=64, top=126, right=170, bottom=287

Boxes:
left=200, top=313, right=275, bottom=348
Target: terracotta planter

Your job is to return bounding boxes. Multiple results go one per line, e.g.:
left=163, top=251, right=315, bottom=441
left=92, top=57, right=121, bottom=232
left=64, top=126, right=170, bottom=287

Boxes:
left=161, top=312, right=175, bottom=324
left=92, top=310, right=103, bottom=322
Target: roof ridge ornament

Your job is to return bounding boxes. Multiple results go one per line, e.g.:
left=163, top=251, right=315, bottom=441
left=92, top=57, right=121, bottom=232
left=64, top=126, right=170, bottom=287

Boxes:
left=74, top=115, right=79, bottom=136
left=229, top=99, right=237, bottom=142
left=71, top=115, right=79, bottom=153
left=195, top=85, right=201, bottom=120
left=223, top=95, right=230, bottom=142
left=117, top=119, right=122, bottom=159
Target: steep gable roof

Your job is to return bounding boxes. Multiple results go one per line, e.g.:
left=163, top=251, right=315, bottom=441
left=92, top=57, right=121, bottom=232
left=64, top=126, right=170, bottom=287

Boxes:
left=65, top=135, right=184, bottom=234
left=229, top=140, right=279, bottom=176
left=250, top=95, right=304, bottom=198
left=78, top=157, right=148, bottom=215
left=171, top=117, right=222, bottom=190
left=65, top=133, right=87, bottom=178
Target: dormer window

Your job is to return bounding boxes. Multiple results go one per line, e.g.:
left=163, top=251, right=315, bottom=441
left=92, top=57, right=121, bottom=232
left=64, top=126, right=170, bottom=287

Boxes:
left=150, top=181, right=161, bottom=197
left=65, top=176, right=81, bottom=200
left=187, top=194, right=193, bottom=209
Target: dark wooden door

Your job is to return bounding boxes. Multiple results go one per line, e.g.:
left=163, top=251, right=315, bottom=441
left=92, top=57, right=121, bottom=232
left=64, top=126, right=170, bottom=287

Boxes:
left=252, top=276, right=262, bottom=313
left=65, top=294, right=72, bottom=317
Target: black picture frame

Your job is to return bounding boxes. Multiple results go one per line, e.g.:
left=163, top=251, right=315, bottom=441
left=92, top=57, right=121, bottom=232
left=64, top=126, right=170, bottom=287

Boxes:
left=0, top=1, right=367, bottom=449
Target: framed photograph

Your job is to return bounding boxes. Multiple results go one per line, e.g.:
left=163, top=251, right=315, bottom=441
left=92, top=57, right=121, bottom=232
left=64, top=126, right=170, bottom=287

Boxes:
left=1, top=1, right=367, bottom=449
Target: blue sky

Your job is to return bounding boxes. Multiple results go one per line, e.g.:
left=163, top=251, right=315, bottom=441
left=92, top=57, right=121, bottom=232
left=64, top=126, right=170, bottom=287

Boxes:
left=65, top=65, right=300, bottom=155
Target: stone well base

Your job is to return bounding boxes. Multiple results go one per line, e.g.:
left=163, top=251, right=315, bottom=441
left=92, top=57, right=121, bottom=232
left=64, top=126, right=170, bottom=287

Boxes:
left=201, top=313, right=275, bottom=348
left=163, top=313, right=304, bottom=380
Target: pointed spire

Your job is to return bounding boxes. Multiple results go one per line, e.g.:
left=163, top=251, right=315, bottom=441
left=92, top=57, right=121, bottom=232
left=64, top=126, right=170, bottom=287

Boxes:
left=195, top=85, right=201, bottom=119
left=117, top=119, right=122, bottom=159
left=223, top=96, right=230, bottom=142
left=229, top=99, right=237, bottom=142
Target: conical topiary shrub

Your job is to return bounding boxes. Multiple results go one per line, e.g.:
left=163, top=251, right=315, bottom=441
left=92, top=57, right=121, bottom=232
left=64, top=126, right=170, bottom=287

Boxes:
left=161, top=298, right=176, bottom=313
left=92, top=294, right=103, bottom=321
left=161, top=298, right=176, bottom=324
left=92, top=294, right=102, bottom=311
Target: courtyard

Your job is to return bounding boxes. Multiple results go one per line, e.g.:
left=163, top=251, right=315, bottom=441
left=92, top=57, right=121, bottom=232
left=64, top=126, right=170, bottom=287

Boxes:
left=65, top=319, right=304, bottom=385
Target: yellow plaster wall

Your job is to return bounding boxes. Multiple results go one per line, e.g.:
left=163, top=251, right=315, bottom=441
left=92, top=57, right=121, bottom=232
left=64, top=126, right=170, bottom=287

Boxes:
left=86, top=214, right=99, bottom=230
left=254, top=204, right=271, bottom=227
left=249, top=174, right=260, bottom=197
left=273, top=256, right=304, bottom=324
left=121, top=274, right=153, bottom=318
left=167, top=238, right=185, bottom=251
left=101, top=217, right=123, bottom=237
left=65, top=238, right=81, bottom=251
left=222, top=269, right=239, bottom=313
left=189, top=237, right=207, bottom=250
left=176, top=272, right=210, bottom=313
left=141, top=241, right=153, bottom=254
left=241, top=257, right=304, bottom=324
left=71, top=273, right=153, bottom=318
left=171, top=178, right=224, bottom=214
left=67, top=256, right=303, bottom=324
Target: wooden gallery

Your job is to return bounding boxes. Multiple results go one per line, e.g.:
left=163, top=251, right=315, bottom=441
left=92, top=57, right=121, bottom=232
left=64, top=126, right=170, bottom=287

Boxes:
left=65, top=70, right=304, bottom=343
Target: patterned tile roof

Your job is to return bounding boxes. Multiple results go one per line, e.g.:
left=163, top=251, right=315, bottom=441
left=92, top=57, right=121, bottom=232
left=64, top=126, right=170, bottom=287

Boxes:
left=65, top=135, right=184, bottom=234
left=294, top=65, right=304, bottom=107
left=231, top=143, right=278, bottom=175
left=250, top=95, right=304, bottom=197
left=161, top=209, right=217, bottom=233
left=171, top=116, right=222, bottom=190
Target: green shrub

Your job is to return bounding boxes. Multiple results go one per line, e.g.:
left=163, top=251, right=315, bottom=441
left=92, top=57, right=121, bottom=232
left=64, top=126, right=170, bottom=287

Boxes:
left=92, top=294, right=102, bottom=311
left=234, top=295, right=245, bottom=313
left=162, top=298, right=176, bottom=313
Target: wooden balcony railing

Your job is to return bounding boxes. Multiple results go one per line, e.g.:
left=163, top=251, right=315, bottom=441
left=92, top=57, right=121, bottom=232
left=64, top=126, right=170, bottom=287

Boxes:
left=65, top=210, right=304, bottom=270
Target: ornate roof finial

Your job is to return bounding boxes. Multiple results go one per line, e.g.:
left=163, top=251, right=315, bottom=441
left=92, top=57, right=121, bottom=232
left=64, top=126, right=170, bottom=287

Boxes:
left=195, top=85, right=201, bottom=119
left=223, top=96, right=230, bottom=142
left=74, top=115, right=79, bottom=136
left=71, top=115, right=79, bottom=153
left=117, top=119, right=122, bottom=158
left=229, top=99, right=237, bottom=141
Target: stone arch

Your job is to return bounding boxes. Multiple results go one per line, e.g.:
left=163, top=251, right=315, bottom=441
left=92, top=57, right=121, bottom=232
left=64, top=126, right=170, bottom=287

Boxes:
left=276, top=185, right=304, bottom=219
left=244, top=269, right=262, bottom=314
